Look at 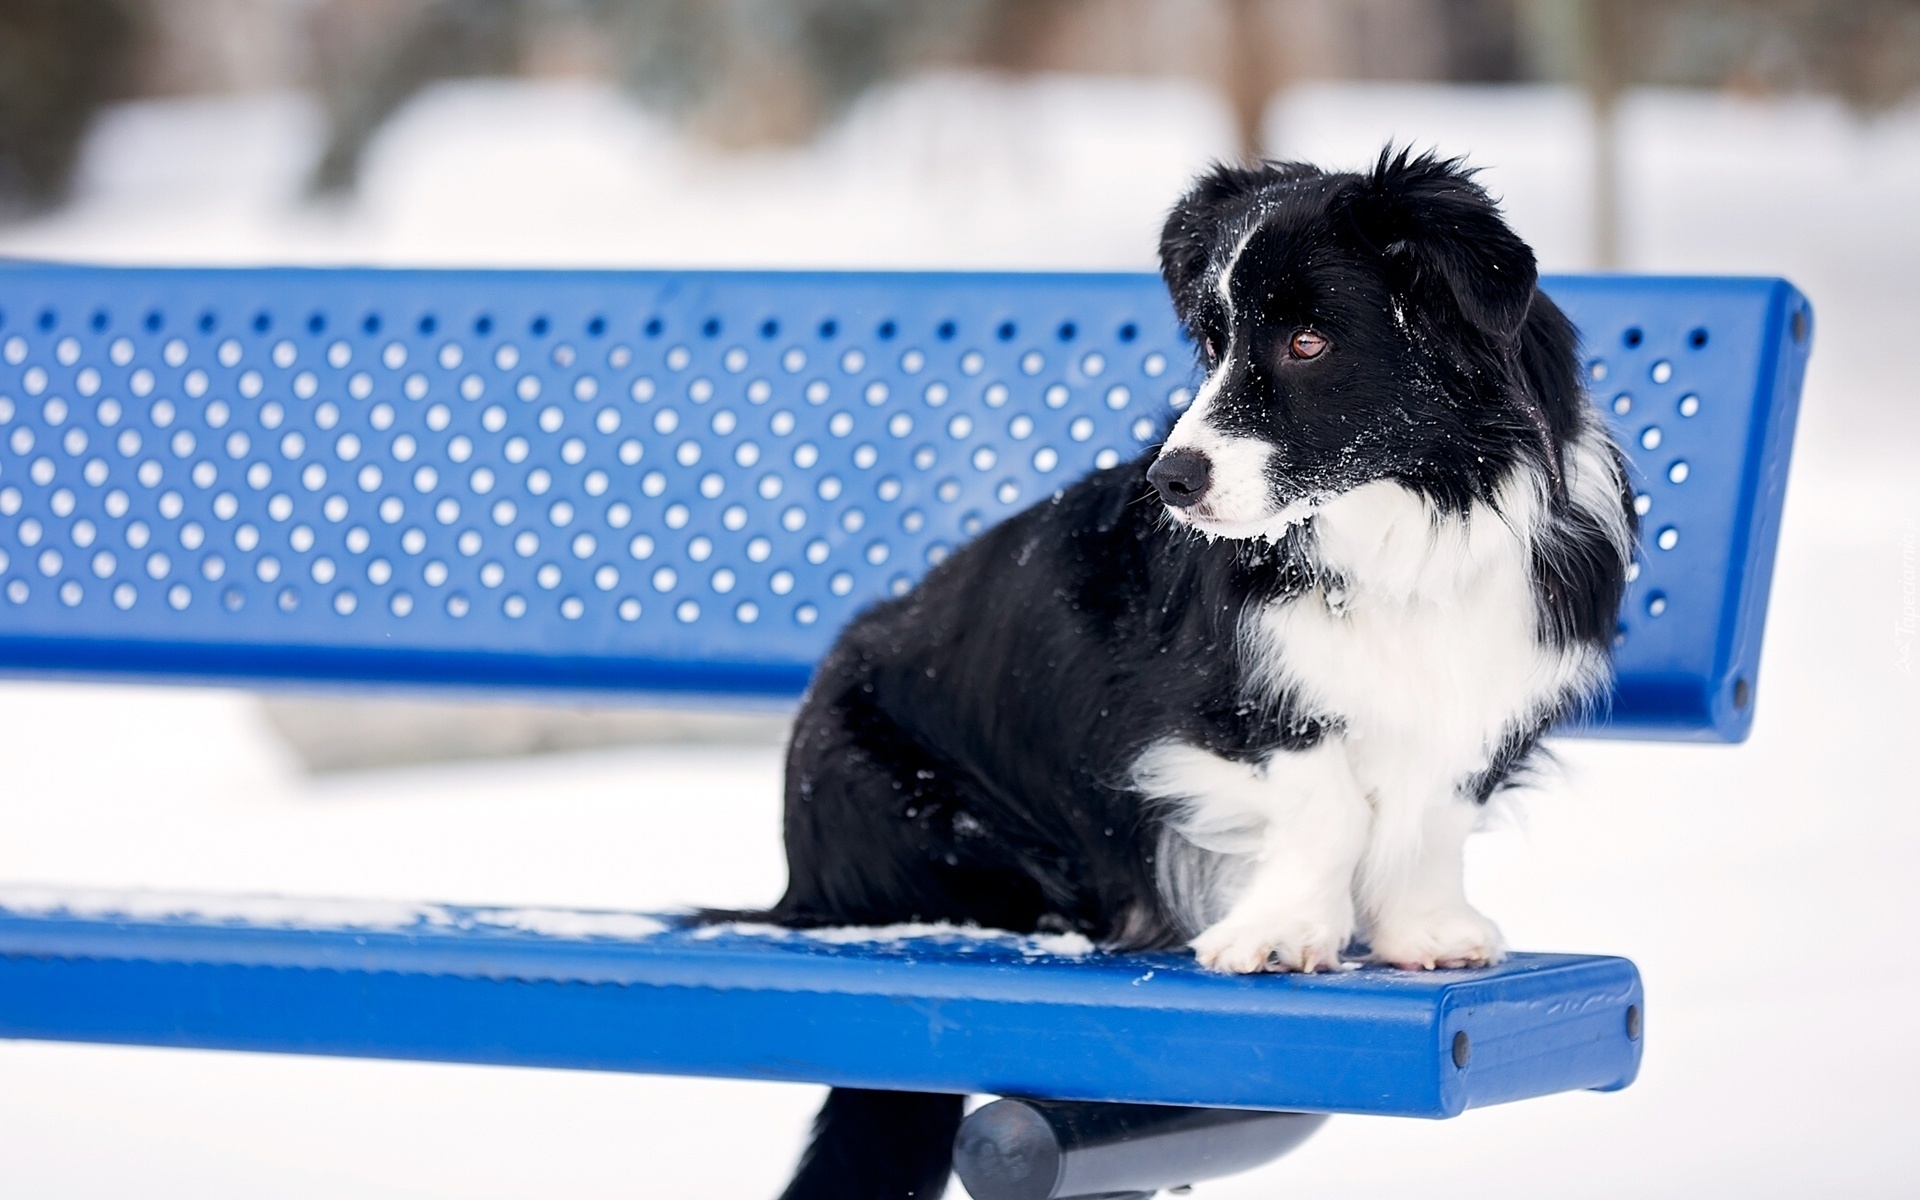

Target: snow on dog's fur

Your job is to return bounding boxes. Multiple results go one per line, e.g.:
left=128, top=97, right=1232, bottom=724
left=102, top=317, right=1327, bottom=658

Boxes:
left=735, top=149, right=1635, bottom=1200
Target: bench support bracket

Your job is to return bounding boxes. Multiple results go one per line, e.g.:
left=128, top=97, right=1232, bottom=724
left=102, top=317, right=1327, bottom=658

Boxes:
left=953, top=1098, right=1327, bottom=1200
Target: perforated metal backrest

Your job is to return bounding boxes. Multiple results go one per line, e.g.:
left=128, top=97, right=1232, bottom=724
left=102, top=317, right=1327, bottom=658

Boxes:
left=0, top=265, right=1808, bottom=740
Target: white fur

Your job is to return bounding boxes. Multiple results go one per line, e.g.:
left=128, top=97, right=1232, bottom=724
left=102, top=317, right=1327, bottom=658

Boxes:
left=1366, top=801, right=1505, bottom=969
left=1156, top=229, right=1329, bottom=541
left=1136, top=452, right=1618, bottom=972
left=1157, top=377, right=1320, bottom=539
left=1563, top=417, right=1637, bottom=572
left=1136, top=739, right=1369, bottom=973
left=1217, top=220, right=1262, bottom=315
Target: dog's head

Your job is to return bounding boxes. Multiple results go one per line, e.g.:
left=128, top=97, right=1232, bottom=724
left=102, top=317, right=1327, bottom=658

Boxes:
left=1148, top=149, right=1555, bottom=539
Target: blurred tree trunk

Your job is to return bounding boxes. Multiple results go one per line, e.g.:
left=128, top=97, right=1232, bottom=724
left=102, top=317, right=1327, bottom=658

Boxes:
left=1580, top=0, right=1629, bottom=269
left=1225, top=0, right=1275, bottom=163
left=0, top=0, right=135, bottom=215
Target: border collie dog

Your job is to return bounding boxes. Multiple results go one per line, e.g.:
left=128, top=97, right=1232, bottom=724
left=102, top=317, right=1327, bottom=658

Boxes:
left=757, top=150, right=1634, bottom=1199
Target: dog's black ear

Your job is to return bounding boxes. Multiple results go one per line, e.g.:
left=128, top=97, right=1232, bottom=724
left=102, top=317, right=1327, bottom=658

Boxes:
left=1159, top=162, right=1313, bottom=319
left=1343, top=147, right=1538, bottom=342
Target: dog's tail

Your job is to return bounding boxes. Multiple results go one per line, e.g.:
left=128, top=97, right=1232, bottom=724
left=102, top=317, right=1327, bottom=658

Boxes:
left=688, top=905, right=779, bottom=926
left=689, top=901, right=846, bottom=930
left=779, top=1087, right=964, bottom=1200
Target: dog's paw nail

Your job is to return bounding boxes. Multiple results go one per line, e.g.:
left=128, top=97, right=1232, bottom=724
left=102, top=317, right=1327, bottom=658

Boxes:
left=1193, top=920, right=1349, bottom=975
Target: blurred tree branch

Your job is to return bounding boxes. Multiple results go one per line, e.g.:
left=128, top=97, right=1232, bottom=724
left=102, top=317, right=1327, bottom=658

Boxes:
left=3, top=0, right=1918, bottom=214
left=1551, top=0, right=1920, bottom=110
left=306, top=0, right=1002, bottom=193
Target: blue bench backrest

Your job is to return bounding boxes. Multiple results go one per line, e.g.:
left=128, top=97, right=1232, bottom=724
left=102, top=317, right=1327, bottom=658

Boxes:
left=0, top=265, right=1809, bottom=740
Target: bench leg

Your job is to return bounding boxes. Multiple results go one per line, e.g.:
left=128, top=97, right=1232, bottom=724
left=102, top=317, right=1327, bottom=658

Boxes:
left=953, top=1098, right=1327, bottom=1200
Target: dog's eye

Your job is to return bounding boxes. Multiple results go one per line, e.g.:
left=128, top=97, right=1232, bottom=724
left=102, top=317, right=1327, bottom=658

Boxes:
left=1203, top=335, right=1222, bottom=366
left=1288, top=330, right=1328, bottom=360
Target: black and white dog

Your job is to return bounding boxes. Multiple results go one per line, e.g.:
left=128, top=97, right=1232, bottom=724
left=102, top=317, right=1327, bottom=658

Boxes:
left=754, top=150, right=1635, bottom=1199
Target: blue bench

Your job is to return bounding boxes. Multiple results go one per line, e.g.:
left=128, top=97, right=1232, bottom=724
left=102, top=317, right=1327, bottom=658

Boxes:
left=0, top=265, right=1807, bottom=1141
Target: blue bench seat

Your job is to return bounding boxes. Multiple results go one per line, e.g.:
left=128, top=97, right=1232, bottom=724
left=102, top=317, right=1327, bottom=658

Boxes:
left=0, top=890, right=1639, bottom=1118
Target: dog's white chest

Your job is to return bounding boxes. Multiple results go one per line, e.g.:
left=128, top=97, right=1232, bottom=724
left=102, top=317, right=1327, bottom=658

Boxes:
left=1245, top=482, right=1586, bottom=794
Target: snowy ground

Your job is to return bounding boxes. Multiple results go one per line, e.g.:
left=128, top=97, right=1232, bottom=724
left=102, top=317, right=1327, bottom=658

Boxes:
left=0, top=76, right=1916, bottom=1198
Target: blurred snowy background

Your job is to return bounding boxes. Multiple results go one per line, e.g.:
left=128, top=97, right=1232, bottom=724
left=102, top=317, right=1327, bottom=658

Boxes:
left=1, top=1, right=1916, bottom=1197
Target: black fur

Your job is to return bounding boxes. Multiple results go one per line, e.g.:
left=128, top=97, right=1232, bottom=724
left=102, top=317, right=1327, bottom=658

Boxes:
left=776, top=1090, right=963, bottom=1200
left=742, top=149, right=1632, bottom=1199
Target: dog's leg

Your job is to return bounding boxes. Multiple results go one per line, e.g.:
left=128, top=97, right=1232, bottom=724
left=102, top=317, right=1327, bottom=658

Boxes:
left=1136, top=740, right=1369, bottom=974
left=1362, top=799, right=1506, bottom=969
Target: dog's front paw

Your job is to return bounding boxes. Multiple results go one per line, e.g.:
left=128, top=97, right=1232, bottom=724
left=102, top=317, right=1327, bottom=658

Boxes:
left=1192, top=915, right=1352, bottom=974
left=1368, top=906, right=1507, bottom=970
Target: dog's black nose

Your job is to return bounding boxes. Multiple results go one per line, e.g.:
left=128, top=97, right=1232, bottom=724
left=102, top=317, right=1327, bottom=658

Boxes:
left=1148, top=448, right=1212, bottom=508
